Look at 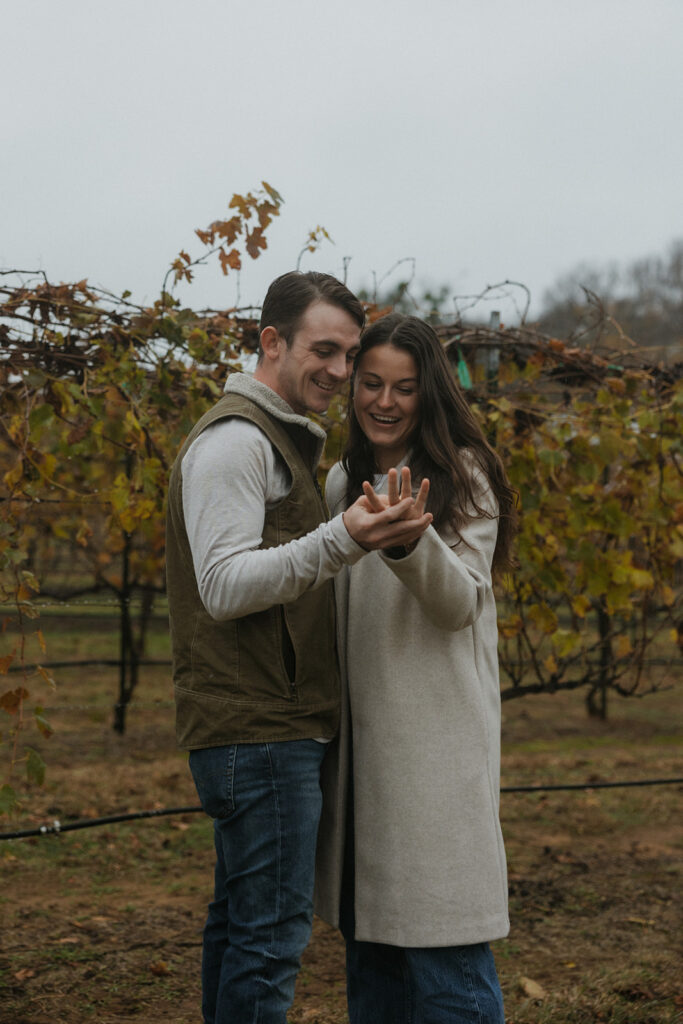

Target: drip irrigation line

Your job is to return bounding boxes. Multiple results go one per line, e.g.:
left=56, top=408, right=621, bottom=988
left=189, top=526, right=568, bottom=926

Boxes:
left=42, top=701, right=175, bottom=712
left=2, top=806, right=203, bottom=840
left=2, top=778, right=681, bottom=841
left=8, top=659, right=172, bottom=673
left=501, top=778, right=683, bottom=793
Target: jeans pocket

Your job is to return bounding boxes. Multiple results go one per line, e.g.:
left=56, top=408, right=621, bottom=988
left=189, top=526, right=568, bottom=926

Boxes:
left=189, top=745, right=237, bottom=820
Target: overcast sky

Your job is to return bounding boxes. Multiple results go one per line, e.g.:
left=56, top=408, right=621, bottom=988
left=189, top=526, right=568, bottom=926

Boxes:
left=3, top=0, right=682, bottom=322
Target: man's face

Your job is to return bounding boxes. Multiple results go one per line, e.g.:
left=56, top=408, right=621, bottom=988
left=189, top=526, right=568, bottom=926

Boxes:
left=271, top=301, right=361, bottom=415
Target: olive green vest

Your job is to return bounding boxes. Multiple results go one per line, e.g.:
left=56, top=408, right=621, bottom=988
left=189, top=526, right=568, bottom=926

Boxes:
left=166, top=392, right=339, bottom=748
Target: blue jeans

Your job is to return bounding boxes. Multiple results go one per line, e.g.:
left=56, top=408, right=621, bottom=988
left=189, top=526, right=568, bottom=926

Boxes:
left=189, top=739, right=326, bottom=1024
left=342, top=934, right=505, bottom=1024
left=339, top=779, right=505, bottom=1024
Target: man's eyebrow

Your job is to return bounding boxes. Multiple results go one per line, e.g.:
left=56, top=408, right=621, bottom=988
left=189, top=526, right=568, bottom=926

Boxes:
left=314, top=340, right=361, bottom=354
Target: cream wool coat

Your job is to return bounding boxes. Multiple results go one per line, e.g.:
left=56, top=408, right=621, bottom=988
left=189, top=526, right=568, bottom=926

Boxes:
left=314, top=461, right=510, bottom=947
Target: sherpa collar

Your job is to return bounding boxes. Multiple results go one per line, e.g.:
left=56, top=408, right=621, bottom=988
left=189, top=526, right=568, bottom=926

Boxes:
left=224, top=372, right=328, bottom=465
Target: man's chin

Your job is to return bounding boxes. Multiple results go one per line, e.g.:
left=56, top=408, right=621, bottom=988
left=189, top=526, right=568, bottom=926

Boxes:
left=308, top=387, right=337, bottom=412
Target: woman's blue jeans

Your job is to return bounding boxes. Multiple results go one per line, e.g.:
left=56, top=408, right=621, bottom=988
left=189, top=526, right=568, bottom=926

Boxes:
left=342, top=933, right=505, bottom=1024
left=339, top=773, right=505, bottom=1024
left=189, top=739, right=326, bottom=1024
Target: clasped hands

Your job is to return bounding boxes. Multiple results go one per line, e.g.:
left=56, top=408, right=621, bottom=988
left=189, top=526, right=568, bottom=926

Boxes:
left=343, top=467, right=431, bottom=552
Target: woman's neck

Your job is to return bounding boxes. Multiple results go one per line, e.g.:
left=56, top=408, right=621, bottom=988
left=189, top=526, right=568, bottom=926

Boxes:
left=374, top=448, right=409, bottom=474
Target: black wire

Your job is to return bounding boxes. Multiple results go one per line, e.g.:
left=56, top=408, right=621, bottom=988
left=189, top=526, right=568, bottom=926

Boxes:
left=1, top=778, right=681, bottom=841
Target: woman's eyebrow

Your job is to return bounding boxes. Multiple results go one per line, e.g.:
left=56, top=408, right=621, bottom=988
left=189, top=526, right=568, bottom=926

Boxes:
left=359, top=371, right=418, bottom=383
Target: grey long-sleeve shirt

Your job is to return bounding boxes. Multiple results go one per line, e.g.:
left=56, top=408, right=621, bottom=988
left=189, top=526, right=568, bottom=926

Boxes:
left=181, top=416, right=365, bottom=622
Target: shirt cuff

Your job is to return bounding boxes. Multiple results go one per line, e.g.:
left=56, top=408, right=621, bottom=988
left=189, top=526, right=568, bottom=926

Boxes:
left=330, top=512, right=367, bottom=563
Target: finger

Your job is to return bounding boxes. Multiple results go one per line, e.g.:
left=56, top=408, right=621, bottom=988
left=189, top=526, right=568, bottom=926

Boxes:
left=413, top=477, right=430, bottom=517
left=361, top=481, right=386, bottom=513
left=380, top=495, right=415, bottom=521
left=387, top=468, right=400, bottom=506
left=377, top=513, right=433, bottom=546
left=399, top=466, right=412, bottom=502
left=399, top=514, right=433, bottom=542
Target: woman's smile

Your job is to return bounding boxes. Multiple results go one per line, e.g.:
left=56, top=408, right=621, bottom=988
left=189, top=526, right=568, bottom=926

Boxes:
left=353, top=344, right=420, bottom=471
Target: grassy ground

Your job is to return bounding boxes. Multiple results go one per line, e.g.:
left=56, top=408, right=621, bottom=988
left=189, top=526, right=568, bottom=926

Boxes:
left=1, top=616, right=681, bottom=1023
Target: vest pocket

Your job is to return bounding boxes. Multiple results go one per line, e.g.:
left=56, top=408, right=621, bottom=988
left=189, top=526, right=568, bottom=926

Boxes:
left=236, top=605, right=296, bottom=703
left=280, top=606, right=297, bottom=687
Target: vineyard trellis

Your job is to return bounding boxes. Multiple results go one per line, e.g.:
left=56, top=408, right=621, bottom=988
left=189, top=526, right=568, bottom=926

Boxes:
left=1, top=196, right=681, bottom=815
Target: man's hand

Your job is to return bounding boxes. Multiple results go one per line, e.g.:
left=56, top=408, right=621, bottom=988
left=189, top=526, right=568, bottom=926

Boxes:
left=342, top=468, right=432, bottom=551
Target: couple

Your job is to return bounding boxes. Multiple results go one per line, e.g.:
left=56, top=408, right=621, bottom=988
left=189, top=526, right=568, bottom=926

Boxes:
left=165, top=270, right=517, bottom=1024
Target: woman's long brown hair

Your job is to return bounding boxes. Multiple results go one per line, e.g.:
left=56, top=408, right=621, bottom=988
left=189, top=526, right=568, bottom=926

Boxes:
left=342, top=313, right=518, bottom=575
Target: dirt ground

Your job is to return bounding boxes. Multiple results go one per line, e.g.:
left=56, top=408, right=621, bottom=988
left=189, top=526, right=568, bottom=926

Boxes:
left=1, top=637, right=681, bottom=1023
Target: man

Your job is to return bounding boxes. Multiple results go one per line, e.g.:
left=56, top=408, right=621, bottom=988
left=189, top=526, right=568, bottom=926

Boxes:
left=165, top=271, right=431, bottom=1024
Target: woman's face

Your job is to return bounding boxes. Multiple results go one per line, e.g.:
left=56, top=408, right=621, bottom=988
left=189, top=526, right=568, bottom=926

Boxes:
left=353, top=343, right=420, bottom=472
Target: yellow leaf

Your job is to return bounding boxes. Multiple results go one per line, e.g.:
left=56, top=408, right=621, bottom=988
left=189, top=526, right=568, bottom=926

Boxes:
left=571, top=594, right=591, bottom=618
left=544, top=654, right=558, bottom=674
left=615, top=635, right=632, bottom=658
left=500, top=615, right=523, bottom=639
left=37, top=666, right=56, bottom=690
left=519, top=976, right=546, bottom=999
left=529, top=603, right=558, bottom=634
left=630, top=567, right=654, bottom=590
left=3, top=461, right=24, bottom=490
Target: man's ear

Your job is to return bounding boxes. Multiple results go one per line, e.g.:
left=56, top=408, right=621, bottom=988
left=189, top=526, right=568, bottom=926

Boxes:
left=259, top=326, right=282, bottom=362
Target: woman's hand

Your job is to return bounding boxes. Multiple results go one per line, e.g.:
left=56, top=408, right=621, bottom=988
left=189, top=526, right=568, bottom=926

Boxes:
left=342, top=470, right=432, bottom=552
left=362, top=467, right=430, bottom=521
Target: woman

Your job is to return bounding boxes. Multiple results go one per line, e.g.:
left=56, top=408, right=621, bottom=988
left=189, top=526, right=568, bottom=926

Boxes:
left=315, top=314, right=517, bottom=1023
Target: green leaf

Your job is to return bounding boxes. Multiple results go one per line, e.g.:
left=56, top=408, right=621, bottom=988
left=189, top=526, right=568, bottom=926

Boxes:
left=34, top=706, right=54, bottom=738
left=26, top=747, right=46, bottom=786
left=29, top=403, right=54, bottom=430
left=0, top=784, right=19, bottom=817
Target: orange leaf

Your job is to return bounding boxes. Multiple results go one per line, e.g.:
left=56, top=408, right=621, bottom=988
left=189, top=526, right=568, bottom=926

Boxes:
left=0, top=653, right=15, bottom=674
left=219, top=248, right=242, bottom=275
left=245, top=228, right=267, bottom=260
left=149, top=960, right=171, bottom=976
left=214, top=216, right=242, bottom=245
left=0, top=687, right=29, bottom=714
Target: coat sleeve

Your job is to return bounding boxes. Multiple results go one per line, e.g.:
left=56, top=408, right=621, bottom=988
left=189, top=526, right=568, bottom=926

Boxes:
left=324, top=461, right=349, bottom=517
left=379, top=474, right=498, bottom=632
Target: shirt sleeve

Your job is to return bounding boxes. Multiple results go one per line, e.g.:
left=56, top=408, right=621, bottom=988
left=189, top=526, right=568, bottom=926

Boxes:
left=181, top=419, right=365, bottom=621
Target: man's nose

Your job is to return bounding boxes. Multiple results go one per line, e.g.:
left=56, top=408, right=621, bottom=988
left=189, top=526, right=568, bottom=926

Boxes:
left=328, top=352, right=349, bottom=379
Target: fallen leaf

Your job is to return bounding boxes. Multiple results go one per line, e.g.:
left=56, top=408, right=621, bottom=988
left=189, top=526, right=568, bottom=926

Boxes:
left=14, top=968, right=35, bottom=982
left=149, top=960, right=170, bottom=976
left=519, top=976, right=547, bottom=999
left=627, top=917, right=655, bottom=926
